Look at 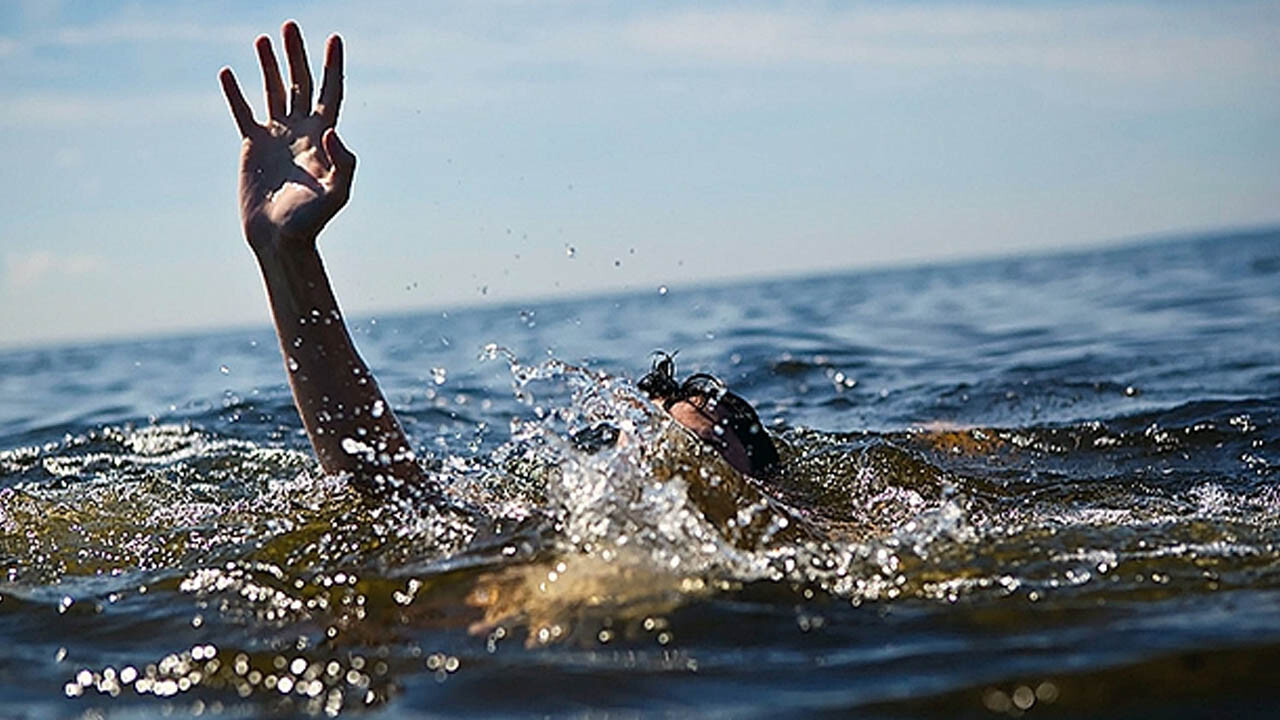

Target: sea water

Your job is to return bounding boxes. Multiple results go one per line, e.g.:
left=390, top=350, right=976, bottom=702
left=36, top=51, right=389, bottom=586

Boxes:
left=1, top=228, right=1277, bottom=718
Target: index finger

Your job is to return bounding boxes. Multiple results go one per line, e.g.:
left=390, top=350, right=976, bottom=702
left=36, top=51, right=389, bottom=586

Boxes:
left=219, top=67, right=259, bottom=137
left=315, top=34, right=344, bottom=123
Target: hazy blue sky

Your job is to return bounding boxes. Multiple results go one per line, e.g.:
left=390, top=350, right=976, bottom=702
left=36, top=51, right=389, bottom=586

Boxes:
left=2, top=1, right=1278, bottom=348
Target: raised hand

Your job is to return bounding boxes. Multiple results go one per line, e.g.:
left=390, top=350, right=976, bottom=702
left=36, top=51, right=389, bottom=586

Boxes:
left=216, top=23, right=430, bottom=497
left=219, top=21, right=355, bottom=252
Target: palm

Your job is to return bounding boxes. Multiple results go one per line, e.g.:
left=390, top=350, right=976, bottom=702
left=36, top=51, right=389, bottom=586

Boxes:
left=242, top=119, right=333, bottom=238
left=220, top=24, right=354, bottom=246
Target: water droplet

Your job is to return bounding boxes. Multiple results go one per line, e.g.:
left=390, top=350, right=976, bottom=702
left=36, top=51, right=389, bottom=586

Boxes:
left=658, top=285, right=668, bottom=295
left=219, top=364, right=230, bottom=375
left=565, top=245, right=576, bottom=258
left=287, top=357, right=299, bottom=372
left=371, top=400, right=385, bottom=418
left=1036, top=681, right=1060, bottom=703
left=1012, top=685, right=1036, bottom=710
left=431, top=367, right=447, bottom=386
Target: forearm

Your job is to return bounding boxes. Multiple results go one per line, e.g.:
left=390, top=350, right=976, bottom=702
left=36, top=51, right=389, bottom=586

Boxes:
left=254, top=238, right=428, bottom=494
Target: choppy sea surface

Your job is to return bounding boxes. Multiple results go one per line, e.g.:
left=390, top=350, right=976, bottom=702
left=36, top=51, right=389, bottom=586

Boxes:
left=2, top=228, right=1278, bottom=719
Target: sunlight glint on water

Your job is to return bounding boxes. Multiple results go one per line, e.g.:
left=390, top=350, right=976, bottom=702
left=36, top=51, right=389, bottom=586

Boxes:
left=1, top=229, right=1278, bottom=717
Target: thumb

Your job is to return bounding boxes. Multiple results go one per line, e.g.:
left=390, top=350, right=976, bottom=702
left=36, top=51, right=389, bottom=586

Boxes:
left=323, top=128, right=357, bottom=180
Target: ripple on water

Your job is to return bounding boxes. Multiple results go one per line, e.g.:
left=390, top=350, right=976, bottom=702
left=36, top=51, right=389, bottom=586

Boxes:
left=2, top=266, right=1279, bottom=715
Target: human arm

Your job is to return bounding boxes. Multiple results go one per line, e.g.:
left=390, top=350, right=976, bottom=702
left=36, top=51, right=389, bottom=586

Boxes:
left=219, top=22, right=429, bottom=495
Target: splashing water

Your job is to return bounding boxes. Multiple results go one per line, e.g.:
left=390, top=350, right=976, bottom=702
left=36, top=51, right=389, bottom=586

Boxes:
left=2, top=229, right=1280, bottom=717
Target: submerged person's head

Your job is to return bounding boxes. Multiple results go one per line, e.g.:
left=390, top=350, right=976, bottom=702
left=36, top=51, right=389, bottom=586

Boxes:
left=639, top=352, right=780, bottom=478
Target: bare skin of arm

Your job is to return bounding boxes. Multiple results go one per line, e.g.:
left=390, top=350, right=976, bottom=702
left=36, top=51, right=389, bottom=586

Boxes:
left=219, top=22, right=429, bottom=496
left=665, top=397, right=753, bottom=474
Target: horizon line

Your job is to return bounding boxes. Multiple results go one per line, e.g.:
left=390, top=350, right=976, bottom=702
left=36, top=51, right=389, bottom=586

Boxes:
left=3, top=220, right=1276, bottom=355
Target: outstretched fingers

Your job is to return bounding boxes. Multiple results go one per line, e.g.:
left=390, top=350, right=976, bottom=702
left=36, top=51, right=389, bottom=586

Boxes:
left=255, top=35, right=287, bottom=121
left=219, top=67, right=259, bottom=137
left=316, top=35, right=344, bottom=124
left=283, top=21, right=313, bottom=119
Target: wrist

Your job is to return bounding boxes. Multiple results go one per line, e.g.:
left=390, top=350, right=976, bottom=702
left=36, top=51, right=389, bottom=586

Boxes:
left=253, top=235, right=330, bottom=320
left=246, top=222, right=317, bottom=262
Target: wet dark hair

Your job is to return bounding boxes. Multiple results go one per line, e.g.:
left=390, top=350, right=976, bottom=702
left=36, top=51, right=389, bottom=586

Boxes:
left=638, top=351, right=780, bottom=476
left=637, top=351, right=681, bottom=399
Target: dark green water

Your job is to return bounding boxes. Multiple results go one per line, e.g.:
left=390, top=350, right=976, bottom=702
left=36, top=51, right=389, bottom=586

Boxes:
left=2, top=228, right=1278, bottom=718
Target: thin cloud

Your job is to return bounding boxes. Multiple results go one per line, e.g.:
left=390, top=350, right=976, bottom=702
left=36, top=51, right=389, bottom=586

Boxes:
left=5, top=3, right=1277, bottom=129
left=620, top=4, right=1280, bottom=81
left=329, top=2, right=1280, bottom=112
left=0, top=91, right=218, bottom=129
left=52, top=20, right=255, bottom=47
left=5, top=251, right=106, bottom=291
left=7, top=19, right=257, bottom=52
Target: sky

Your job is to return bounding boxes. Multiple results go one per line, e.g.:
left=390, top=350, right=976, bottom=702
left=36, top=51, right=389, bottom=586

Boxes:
left=2, top=0, right=1278, bottom=349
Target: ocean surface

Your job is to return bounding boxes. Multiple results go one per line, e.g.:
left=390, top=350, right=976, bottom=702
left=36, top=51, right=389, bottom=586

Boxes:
left=1, top=228, right=1278, bottom=719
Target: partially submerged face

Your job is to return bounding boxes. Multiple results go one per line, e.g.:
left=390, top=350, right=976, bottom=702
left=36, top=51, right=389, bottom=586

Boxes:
left=638, top=353, right=780, bottom=478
